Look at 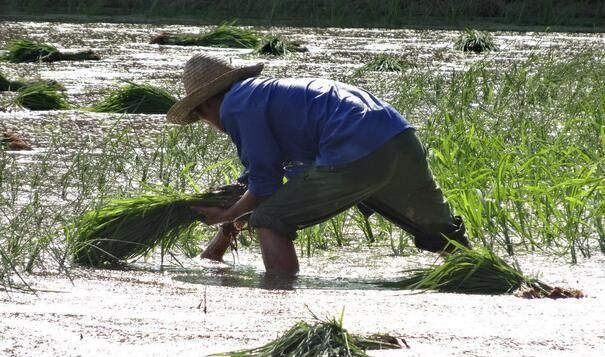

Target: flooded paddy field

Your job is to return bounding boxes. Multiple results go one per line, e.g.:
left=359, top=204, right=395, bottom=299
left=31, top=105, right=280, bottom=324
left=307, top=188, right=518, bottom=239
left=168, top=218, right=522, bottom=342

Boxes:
left=1, top=21, right=605, bottom=356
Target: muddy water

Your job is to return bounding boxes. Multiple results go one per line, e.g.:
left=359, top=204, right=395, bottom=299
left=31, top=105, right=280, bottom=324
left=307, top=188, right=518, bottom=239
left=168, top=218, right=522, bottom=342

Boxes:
left=1, top=21, right=605, bottom=356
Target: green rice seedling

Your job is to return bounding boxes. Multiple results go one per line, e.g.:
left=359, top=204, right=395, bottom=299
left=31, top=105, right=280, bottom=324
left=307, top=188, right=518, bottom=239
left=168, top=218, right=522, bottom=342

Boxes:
left=212, top=311, right=403, bottom=356
left=2, top=38, right=100, bottom=63
left=150, top=23, right=261, bottom=48
left=383, top=243, right=583, bottom=298
left=356, top=53, right=413, bottom=73
left=1, top=72, right=65, bottom=92
left=14, top=82, right=70, bottom=110
left=454, top=29, right=497, bottom=53
left=68, top=184, right=245, bottom=267
left=3, top=39, right=58, bottom=63
left=89, top=83, right=177, bottom=114
left=255, top=36, right=308, bottom=56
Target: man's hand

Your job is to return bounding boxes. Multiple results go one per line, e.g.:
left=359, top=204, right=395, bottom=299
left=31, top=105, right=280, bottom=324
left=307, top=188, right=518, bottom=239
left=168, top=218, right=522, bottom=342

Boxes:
left=190, top=206, right=228, bottom=225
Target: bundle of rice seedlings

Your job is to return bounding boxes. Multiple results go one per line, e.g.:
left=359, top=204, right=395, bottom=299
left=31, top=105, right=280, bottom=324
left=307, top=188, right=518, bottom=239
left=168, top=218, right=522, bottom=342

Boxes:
left=383, top=242, right=583, bottom=298
left=454, top=29, right=498, bottom=53
left=69, top=184, right=245, bottom=267
left=14, top=82, right=70, bottom=110
left=2, top=39, right=58, bottom=63
left=1, top=72, right=64, bottom=92
left=89, top=83, right=177, bottom=114
left=254, top=36, right=308, bottom=56
left=212, top=312, right=404, bottom=356
left=2, top=39, right=100, bottom=63
left=356, top=53, right=413, bottom=73
left=150, top=23, right=260, bottom=48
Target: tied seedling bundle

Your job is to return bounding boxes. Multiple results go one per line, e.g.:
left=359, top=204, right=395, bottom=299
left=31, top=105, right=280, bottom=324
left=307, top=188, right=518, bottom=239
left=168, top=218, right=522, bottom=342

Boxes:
left=150, top=23, right=261, bottom=48
left=14, top=82, right=70, bottom=111
left=255, top=36, right=308, bottom=56
left=90, top=83, right=177, bottom=114
left=383, top=242, right=583, bottom=299
left=212, top=311, right=405, bottom=357
left=455, top=29, right=498, bottom=53
left=2, top=39, right=100, bottom=63
left=69, top=184, right=245, bottom=267
left=1, top=72, right=65, bottom=92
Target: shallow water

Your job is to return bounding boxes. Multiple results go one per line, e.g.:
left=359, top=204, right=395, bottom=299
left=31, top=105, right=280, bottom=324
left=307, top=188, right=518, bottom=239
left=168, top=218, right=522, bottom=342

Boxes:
left=1, top=21, right=605, bottom=356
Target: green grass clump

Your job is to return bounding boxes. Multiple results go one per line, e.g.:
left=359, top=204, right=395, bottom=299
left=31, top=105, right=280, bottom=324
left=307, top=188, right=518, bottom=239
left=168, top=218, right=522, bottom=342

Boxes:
left=1, top=72, right=65, bottom=92
left=213, top=311, right=403, bottom=356
left=254, top=36, right=308, bottom=56
left=14, top=82, right=70, bottom=110
left=90, top=83, right=177, bottom=114
left=150, top=23, right=261, bottom=48
left=454, top=29, right=497, bottom=53
left=68, top=185, right=245, bottom=267
left=2, top=39, right=100, bottom=63
left=383, top=243, right=551, bottom=295
left=3, top=39, right=58, bottom=63
left=357, top=53, right=413, bottom=73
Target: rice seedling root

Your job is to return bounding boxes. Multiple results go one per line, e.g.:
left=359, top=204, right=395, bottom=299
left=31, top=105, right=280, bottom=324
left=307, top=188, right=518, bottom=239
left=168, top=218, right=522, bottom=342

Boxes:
left=516, top=286, right=585, bottom=299
left=1, top=131, right=32, bottom=150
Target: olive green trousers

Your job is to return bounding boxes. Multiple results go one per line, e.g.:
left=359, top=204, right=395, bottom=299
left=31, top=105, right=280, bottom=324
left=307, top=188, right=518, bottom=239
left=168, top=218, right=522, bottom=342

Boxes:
left=250, top=129, right=468, bottom=252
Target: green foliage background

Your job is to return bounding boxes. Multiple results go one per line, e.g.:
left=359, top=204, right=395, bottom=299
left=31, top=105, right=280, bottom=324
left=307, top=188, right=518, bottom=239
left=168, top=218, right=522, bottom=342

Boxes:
left=2, top=0, right=604, bottom=29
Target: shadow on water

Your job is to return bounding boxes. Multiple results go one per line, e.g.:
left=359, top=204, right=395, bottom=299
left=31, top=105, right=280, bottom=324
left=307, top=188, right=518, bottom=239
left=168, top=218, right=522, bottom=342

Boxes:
left=170, top=265, right=388, bottom=291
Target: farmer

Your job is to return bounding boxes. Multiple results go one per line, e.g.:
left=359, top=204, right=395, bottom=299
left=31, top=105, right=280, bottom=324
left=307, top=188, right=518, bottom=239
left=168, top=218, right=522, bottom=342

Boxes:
left=167, top=52, right=470, bottom=276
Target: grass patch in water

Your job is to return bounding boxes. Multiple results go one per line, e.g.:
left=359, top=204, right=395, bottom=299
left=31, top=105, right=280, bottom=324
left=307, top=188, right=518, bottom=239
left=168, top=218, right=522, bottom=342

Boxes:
left=14, top=82, right=70, bottom=110
left=89, top=83, right=177, bottom=114
left=356, top=54, right=414, bottom=73
left=383, top=243, right=583, bottom=298
left=150, top=23, right=261, bottom=48
left=254, top=36, right=308, bottom=56
left=1, top=72, right=65, bottom=92
left=68, top=184, right=245, bottom=267
left=454, top=28, right=498, bottom=53
left=212, top=310, right=405, bottom=356
left=2, top=38, right=100, bottom=63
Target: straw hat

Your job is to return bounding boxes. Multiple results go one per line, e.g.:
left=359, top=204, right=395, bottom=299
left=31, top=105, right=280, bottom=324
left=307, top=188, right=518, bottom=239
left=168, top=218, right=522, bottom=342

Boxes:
left=167, top=52, right=263, bottom=125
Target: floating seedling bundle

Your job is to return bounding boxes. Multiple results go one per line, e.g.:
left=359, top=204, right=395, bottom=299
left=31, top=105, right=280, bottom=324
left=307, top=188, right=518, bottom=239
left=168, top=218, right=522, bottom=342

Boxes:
left=90, top=83, right=177, bottom=114
left=455, top=29, right=498, bottom=53
left=69, top=185, right=245, bottom=267
left=14, top=82, right=70, bottom=110
left=2, top=39, right=100, bottom=63
left=150, top=23, right=261, bottom=48
left=383, top=243, right=583, bottom=299
left=1, top=72, right=65, bottom=92
left=255, top=36, right=308, bottom=56
left=213, top=311, right=405, bottom=356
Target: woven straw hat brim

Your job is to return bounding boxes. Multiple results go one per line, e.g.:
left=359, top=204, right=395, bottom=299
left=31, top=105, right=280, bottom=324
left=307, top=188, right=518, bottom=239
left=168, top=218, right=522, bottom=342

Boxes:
left=167, top=63, right=263, bottom=125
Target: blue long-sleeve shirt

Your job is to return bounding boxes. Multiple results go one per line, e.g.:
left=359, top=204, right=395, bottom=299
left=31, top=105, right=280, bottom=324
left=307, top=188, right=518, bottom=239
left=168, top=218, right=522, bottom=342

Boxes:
left=220, top=77, right=412, bottom=197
